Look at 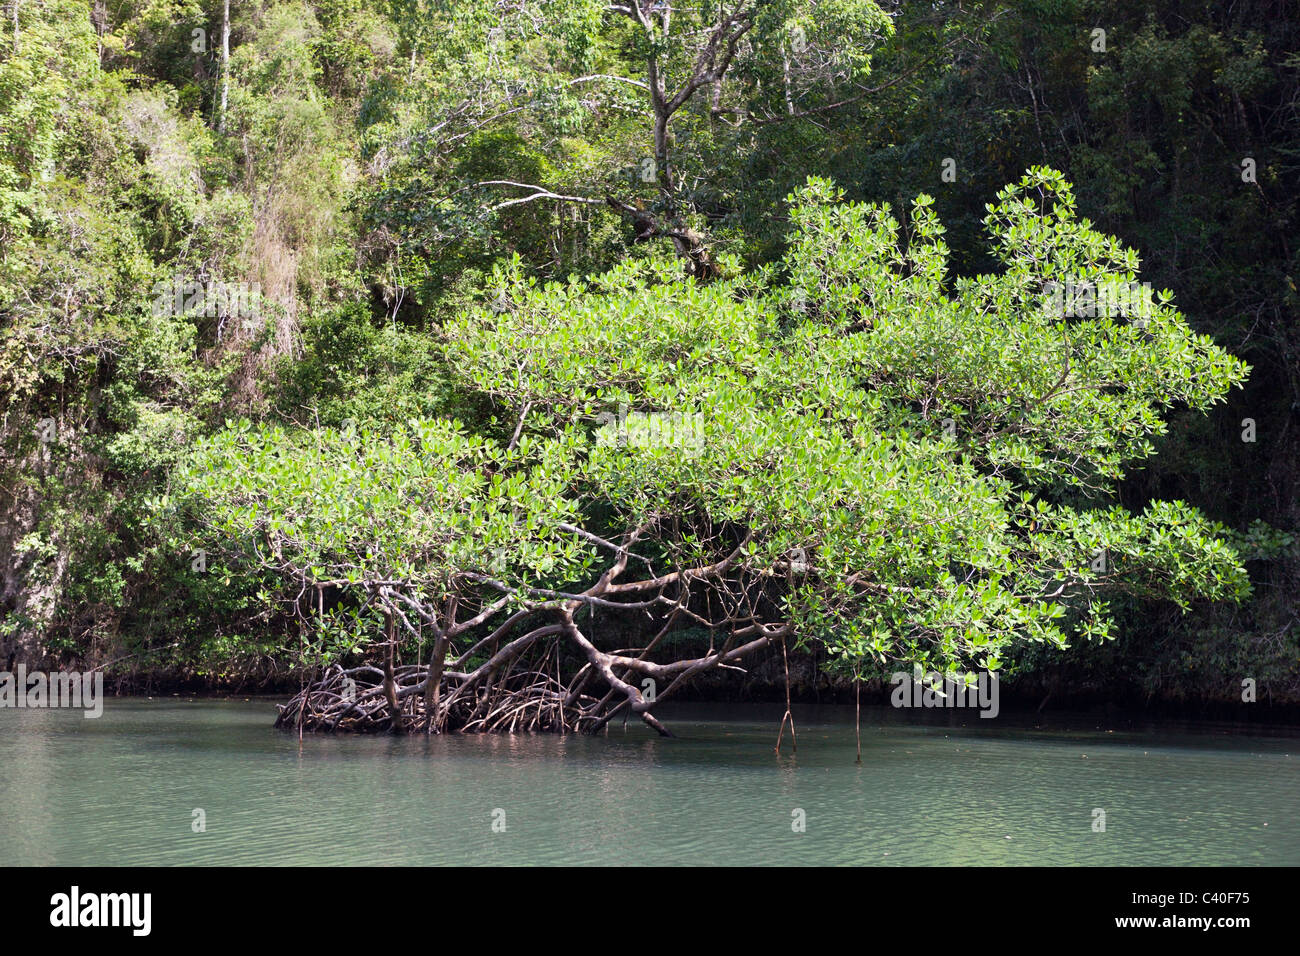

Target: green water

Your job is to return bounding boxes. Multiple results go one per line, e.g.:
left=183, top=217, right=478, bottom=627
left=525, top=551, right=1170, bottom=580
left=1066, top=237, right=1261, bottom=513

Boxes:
left=0, top=699, right=1295, bottom=865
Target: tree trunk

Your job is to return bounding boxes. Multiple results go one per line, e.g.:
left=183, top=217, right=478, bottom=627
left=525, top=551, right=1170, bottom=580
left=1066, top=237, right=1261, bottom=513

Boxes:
left=670, top=228, right=720, bottom=281
left=424, top=632, right=449, bottom=734
left=218, top=0, right=230, bottom=133
left=382, top=613, right=405, bottom=732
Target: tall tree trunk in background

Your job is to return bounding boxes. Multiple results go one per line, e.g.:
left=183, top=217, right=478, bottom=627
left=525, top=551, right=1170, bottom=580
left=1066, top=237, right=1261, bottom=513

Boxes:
left=92, top=0, right=107, bottom=66
left=218, top=0, right=230, bottom=133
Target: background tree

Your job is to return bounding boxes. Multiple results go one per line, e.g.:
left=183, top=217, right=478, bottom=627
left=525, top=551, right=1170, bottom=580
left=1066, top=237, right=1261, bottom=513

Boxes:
left=353, top=0, right=897, bottom=302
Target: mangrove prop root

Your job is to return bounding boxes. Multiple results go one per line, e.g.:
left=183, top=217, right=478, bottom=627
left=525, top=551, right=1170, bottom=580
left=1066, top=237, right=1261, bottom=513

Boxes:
left=275, top=624, right=780, bottom=736
left=275, top=526, right=791, bottom=735
left=274, top=662, right=602, bottom=734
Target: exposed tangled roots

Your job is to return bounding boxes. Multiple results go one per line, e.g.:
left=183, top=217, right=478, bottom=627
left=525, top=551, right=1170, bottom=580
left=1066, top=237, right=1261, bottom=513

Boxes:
left=274, top=541, right=792, bottom=737
left=276, top=663, right=607, bottom=735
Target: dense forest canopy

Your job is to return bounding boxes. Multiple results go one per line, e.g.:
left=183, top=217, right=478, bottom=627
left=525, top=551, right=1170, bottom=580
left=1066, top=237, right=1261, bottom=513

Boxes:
left=1, top=0, right=1296, bottom=720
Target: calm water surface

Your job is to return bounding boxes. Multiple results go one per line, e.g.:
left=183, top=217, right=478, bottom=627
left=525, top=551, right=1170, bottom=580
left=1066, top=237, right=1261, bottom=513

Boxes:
left=1, top=699, right=1295, bottom=865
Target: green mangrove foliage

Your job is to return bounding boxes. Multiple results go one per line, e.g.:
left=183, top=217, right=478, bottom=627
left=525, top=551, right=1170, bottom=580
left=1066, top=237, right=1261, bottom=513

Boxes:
left=167, top=168, right=1250, bottom=733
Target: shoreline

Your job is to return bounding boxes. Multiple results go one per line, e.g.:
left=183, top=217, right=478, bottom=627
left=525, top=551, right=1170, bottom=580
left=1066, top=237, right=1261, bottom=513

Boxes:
left=63, top=683, right=1300, bottom=728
